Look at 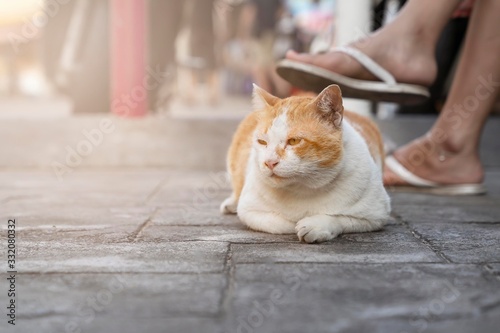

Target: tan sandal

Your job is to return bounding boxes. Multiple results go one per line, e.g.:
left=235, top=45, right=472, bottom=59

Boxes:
left=385, top=156, right=487, bottom=195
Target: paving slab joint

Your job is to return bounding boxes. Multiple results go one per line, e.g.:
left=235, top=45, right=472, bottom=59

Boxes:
left=393, top=213, right=453, bottom=263
left=126, top=207, right=159, bottom=242
left=220, top=243, right=235, bottom=318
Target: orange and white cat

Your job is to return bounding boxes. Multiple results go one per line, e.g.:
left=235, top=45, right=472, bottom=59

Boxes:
left=220, top=84, right=390, bottom=243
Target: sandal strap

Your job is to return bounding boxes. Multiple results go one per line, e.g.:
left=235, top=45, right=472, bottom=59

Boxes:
left=330, top=46, right=397, bottom=85
left=385, top=156, right=437, bottom=187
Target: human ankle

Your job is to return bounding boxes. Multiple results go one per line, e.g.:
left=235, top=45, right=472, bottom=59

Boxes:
left=439, top=135, right=479, bottom=159
left=428, top=128, right=473, bottom=155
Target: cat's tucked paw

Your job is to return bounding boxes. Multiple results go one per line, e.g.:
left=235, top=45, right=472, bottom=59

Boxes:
left=295, top=216, right=339, bottom=243
left=220, top=196, right=237, bottom=214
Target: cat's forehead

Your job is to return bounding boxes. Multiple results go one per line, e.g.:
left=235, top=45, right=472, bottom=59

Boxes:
left=265, top=107, right=289, bottom=140
left=264, top=98, right=316, bottom=135
left=272, top=106, right=288, bottom=127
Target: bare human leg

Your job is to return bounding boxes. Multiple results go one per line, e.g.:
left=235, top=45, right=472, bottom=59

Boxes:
left=384, top=0, right=500, bottom=186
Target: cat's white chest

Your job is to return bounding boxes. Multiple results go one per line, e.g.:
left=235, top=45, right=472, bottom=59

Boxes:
left=239, top=168, right=346, bottom=223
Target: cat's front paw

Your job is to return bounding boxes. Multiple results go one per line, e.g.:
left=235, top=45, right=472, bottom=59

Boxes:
left=220, top=196, right=237, bottom=214
left=295, top=215, right=340, bottom=244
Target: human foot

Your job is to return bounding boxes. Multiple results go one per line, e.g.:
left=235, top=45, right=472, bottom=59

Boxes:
left=384, top=135, right=484, bottom=186
left=286, top=29, right=437, bottom=87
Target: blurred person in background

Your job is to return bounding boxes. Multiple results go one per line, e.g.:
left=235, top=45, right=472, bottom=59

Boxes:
left=220, top=0, right=258, bottom=96
left=240, top=0, right=292, bottom=97
left=148, top=0, right=184, bottom=112
left=183, top=0, right=220, bottom=106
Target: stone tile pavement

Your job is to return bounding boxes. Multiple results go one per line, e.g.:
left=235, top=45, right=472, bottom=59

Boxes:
left=0, top=115, right=499, bottom=333
left=0, top=168, right=499, bottom=333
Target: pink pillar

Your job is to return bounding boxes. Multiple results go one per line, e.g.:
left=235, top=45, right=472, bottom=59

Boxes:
left=110, top=0, right=148, bottom=117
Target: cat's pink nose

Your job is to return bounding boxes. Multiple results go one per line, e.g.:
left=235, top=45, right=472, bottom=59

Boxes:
left=265, top=160, right=279, bottom=170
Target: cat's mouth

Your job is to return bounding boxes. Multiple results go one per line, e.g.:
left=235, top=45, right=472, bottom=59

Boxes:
left=270, top=173, right=287, bottom=180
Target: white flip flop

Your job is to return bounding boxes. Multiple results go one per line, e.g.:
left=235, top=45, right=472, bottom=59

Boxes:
left=276, top=46, right=430, bottom=105
left=385, top=155, right=487, bottom=196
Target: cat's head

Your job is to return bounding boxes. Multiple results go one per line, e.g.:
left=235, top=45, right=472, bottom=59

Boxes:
left=252, top=84, right=345, bottom=189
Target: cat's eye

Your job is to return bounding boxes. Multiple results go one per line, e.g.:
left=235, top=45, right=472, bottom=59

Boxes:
left=287, top=138, right=302, bottom=146
left=257, top=139, right=267, bottom=146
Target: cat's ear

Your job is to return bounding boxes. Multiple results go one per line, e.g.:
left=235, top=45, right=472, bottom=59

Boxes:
left=252, top=84, right=279, bottom=110
left=312, top=84, right=344, bottom=128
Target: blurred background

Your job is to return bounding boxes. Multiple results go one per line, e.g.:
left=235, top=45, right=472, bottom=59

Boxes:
left=0, top=0, right=337, bottom=119
left=4, top=0, right=498, bottom=120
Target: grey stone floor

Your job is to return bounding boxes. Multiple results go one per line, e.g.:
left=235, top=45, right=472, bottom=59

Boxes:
left=1, top=168, right=499, bottom=333
left=1, top=115, right=500, bottom=333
